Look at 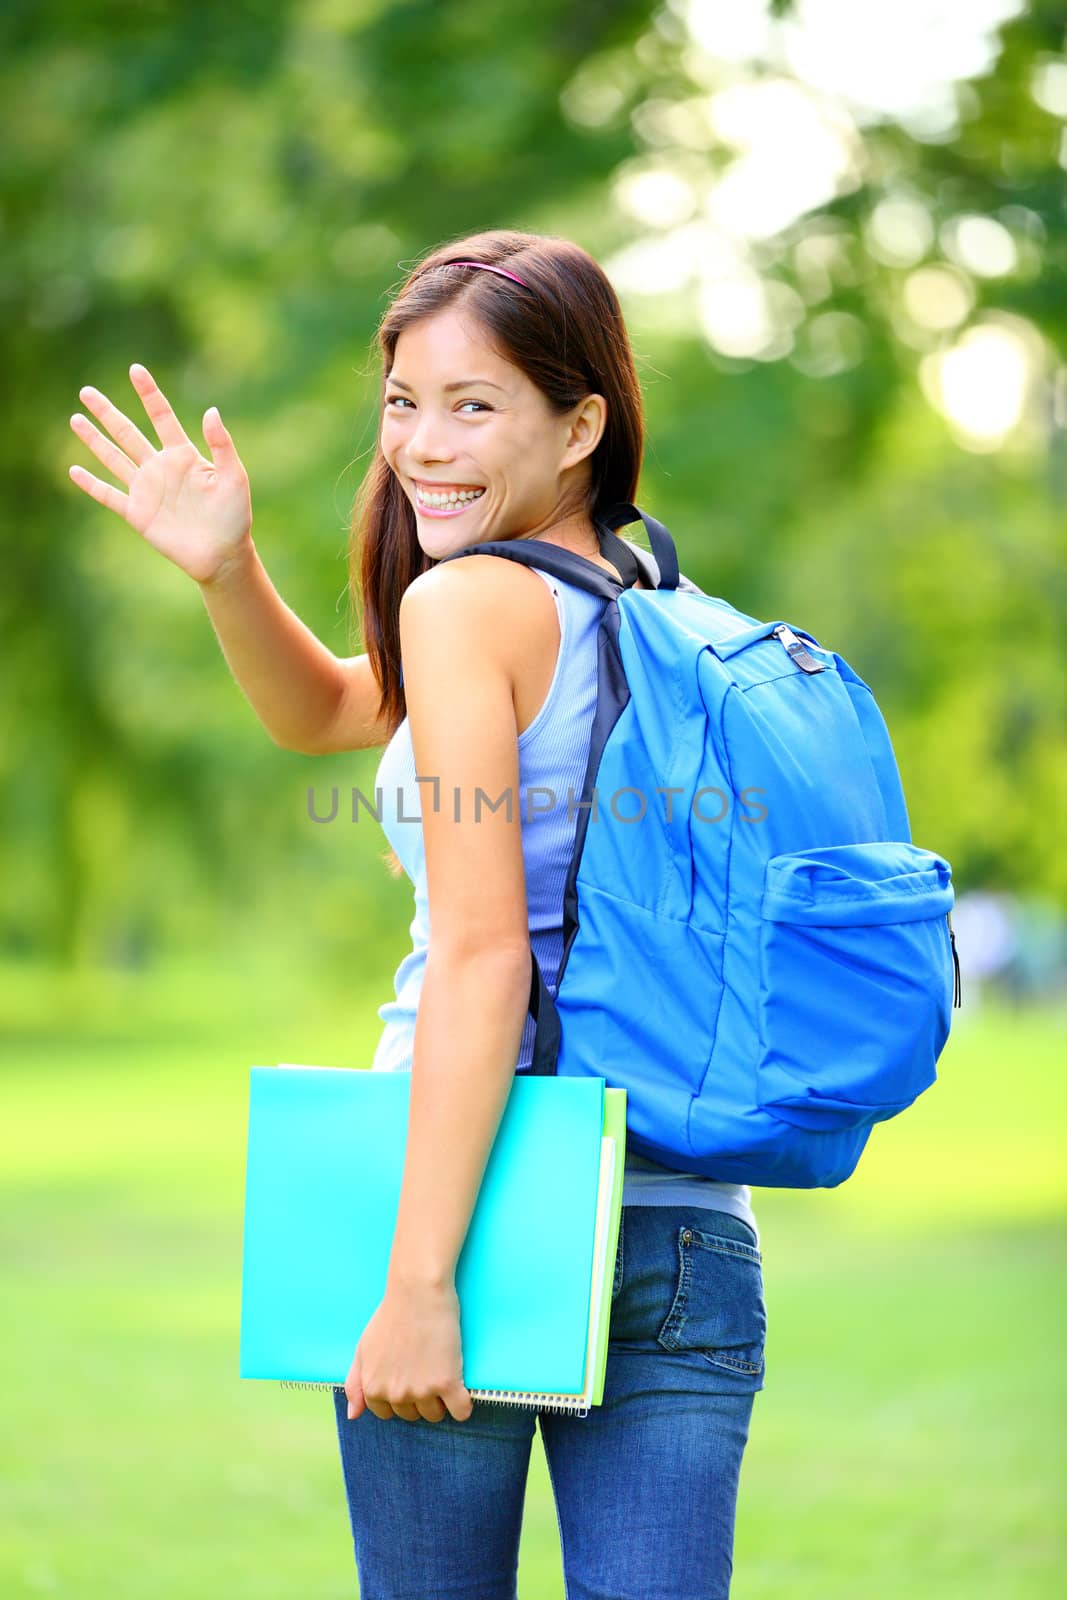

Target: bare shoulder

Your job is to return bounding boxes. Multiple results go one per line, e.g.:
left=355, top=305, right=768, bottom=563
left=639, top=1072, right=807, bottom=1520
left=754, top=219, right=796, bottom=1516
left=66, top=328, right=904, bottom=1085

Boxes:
left=401, top=550, right=551, bottom=612
left=399, top=552, right=555, bottom=671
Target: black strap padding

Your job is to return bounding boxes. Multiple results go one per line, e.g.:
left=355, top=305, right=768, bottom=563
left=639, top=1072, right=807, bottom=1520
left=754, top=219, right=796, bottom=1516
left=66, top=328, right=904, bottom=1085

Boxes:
left=597, top=502, right=680, bottom=590
left=433, top=502, right=682, bottom=595
left=518, top=951, right=561, bottom=1076
left=436, top=538, right=622, bottom=599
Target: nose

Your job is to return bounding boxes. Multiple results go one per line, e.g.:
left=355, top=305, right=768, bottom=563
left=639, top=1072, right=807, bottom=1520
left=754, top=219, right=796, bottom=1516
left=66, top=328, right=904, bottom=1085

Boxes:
left=407, top=407, right=457, bottom=467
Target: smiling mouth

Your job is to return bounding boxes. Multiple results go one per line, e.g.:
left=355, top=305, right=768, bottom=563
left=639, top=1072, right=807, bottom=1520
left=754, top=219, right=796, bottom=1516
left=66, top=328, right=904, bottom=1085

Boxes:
left=413, top=482, right=487, bottom=510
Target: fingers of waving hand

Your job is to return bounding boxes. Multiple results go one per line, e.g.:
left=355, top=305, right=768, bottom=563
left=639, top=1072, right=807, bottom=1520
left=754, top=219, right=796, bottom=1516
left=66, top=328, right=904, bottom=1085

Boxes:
left=69, top=407, right=138, bottom=501
left=67, top=361, right=254, bottom=584
left=200, top=402, right=244, bottom=477
left=68, top=404, right=233, bottom=509
left=67, top=456, right=130, bottom=520
left=128, top=361, right=196, bottom=451
left=128, top=361, right=242, bottom=479
left=71, top=370, right=162, bottom=473
left=68, top=363, right=214, bottom=495
left=67, top=365, right=177, bottom=523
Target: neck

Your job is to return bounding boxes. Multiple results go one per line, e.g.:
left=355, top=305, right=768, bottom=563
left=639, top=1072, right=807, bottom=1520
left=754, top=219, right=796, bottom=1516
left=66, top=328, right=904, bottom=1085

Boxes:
left=520, top=511, right=601, bottom=563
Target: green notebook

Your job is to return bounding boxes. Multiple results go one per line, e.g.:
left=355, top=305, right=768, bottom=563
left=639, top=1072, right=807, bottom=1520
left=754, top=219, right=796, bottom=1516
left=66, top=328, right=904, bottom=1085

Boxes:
left=240, top=1066, right=626, bottom=1415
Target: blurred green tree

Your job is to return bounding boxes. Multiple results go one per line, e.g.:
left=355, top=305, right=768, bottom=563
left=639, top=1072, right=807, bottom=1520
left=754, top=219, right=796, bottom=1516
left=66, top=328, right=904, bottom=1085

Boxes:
left=2, top=0, right=1063, bottom=968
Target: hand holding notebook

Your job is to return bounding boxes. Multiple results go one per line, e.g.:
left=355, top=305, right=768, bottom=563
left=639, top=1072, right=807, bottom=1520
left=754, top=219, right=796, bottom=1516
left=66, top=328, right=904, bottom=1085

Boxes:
left=344, top=1268, right=470, bottom=1423
left=240, top=1066, right=626, bottom=1414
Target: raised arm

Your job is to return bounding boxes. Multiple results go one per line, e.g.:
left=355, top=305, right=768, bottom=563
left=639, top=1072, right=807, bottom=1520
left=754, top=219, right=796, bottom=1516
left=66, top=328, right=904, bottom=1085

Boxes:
left=196, top=542, right=393, bottom=754
left=68, top=363, right=390, bottom=754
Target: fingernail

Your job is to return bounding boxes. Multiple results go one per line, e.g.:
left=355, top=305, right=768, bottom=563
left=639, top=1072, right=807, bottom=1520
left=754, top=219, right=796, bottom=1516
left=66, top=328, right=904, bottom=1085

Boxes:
left=346, top=1401, right=355, bottom=1420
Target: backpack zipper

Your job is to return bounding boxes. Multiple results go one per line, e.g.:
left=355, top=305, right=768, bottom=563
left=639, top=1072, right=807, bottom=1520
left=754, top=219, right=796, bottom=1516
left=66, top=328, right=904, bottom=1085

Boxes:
left=947, top=910, right=962, bottom=1008
left=773, top=624, right=826, bottom=674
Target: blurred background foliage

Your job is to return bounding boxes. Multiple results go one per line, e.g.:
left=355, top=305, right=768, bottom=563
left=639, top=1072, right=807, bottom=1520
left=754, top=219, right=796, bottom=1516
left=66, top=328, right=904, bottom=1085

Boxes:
left=1, top=0, right=1064, bottom=979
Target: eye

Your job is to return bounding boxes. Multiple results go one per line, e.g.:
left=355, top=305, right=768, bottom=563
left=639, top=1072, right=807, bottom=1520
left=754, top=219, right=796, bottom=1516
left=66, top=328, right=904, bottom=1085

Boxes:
left=383, top=396, right=490, bottom=414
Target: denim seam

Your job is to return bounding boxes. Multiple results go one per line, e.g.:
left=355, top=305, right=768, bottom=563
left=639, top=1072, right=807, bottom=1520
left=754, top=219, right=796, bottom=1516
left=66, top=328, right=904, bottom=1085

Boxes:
left=658, top=1225, right=765, bottom=1375
left=702, top=1349, right=765, bottom=1375
left=657, top=1226, right=693, bottom=1348
left=690, top=1232, right=763, bottom=1266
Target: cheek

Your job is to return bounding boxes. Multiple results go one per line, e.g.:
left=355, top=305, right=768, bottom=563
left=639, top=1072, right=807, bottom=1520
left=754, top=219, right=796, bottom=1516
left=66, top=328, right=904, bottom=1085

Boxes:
left=380, top=427, right=406, bottom=474
left=380, top=409, right=407, bottom=439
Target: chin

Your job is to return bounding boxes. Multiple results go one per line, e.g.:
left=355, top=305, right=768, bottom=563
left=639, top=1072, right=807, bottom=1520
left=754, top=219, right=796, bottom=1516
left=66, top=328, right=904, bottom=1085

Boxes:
left=415, top=526, right=480, bottom=562
left=405, top=492, right=500, bottom=561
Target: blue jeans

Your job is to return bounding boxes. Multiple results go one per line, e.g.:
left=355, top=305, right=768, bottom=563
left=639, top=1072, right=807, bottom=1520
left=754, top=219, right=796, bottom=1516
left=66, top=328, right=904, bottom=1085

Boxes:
left=333, top=1204, right=767, bottom=1599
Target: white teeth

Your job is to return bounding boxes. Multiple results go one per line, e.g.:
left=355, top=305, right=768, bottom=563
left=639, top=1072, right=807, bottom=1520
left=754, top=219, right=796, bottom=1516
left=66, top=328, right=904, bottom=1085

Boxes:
left=415, top=484, right=485, bottom=509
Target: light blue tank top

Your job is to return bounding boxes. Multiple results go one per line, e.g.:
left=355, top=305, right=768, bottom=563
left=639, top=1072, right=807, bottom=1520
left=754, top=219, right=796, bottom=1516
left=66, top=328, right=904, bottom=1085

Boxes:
left=369, top=564, right=759, bottom=1244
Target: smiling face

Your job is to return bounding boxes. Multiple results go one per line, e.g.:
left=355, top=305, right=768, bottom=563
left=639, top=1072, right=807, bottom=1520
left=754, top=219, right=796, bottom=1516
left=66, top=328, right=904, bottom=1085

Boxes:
left=381, top=307, right=607, bottom=560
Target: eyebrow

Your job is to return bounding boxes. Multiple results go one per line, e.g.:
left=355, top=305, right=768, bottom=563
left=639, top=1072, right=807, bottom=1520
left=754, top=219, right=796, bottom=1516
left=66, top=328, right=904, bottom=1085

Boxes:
left=385, top=375, right=509, bottom=394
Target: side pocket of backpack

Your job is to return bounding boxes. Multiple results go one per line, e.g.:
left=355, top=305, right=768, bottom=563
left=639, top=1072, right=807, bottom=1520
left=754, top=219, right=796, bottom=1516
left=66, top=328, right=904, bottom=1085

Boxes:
left=755, top=841, right=955, bottom=1132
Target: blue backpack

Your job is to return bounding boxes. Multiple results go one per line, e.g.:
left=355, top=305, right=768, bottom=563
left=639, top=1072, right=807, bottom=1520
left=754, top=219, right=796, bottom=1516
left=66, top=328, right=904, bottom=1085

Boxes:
left=439, top=504, right=961, bottom=1189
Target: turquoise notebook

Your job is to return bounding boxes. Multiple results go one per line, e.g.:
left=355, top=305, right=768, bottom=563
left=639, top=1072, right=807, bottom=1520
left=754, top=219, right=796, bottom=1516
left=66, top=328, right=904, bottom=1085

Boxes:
left=239, top=1066, right=626, bottom=1413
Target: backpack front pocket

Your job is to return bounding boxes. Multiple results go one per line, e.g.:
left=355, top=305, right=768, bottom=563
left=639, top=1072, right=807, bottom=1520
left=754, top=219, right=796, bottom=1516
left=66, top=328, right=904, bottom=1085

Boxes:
left=755, top=841, right=955, bottom=1133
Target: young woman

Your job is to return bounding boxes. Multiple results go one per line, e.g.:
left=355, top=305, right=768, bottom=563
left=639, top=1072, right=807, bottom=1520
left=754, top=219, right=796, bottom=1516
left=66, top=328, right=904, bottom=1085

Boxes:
left=68, top=228, right=767, bottom=1600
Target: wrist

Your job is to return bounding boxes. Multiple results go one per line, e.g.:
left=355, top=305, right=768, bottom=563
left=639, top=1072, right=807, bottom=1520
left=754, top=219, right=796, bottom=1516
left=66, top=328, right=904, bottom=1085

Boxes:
left=199, top=532, right=256, bottom=592
left=386, top=1258, right=457, bottom=1296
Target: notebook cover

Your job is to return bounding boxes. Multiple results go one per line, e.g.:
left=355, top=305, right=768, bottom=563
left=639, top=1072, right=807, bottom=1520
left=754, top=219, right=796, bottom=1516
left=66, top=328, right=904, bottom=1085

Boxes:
left=590, top=1088, right=627, bottom=1406
left=239, top=1067, right=606, bottom=1395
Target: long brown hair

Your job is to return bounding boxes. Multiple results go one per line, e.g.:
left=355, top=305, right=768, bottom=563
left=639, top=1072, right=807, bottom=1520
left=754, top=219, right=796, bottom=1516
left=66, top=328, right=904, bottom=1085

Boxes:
left=349, top=228, right=646, bottom=743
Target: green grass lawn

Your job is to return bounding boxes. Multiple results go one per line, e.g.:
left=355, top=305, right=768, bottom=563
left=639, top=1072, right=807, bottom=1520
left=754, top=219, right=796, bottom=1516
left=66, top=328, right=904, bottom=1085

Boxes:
left=1, top=958, right=1064, bottom=1597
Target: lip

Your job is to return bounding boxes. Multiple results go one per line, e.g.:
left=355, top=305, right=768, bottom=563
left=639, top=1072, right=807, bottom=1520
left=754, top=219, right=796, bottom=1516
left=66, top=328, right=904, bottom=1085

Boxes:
left=412, top=479, right=485, bottom=491
left=411, top=479, right=487, bottom=518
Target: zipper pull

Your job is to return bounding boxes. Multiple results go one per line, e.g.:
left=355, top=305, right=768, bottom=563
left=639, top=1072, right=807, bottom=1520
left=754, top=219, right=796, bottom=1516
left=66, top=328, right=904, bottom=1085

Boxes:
left=773, top=624, right=826, bottom=674
left=947, top=910, right=961, bottom=1009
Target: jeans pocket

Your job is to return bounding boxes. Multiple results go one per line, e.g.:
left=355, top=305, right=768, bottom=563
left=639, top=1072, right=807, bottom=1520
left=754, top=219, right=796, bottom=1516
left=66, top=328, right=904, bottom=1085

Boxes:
left=656, top=1217, right=767, bottom=1379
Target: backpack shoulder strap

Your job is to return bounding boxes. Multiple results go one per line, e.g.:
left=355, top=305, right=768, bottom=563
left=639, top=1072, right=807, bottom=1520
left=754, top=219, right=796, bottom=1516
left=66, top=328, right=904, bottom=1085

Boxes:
left=611, top=535, right=705, bottom=595
left=437, top=503, right=690, bottom=596
left=437, top=538, right=623, bottom=599
left=598, top=503, right=681, bottom=588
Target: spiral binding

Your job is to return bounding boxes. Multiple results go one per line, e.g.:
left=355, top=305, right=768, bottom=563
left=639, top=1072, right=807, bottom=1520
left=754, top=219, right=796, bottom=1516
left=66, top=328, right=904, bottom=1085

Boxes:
left=277, top=1380, right=588, bottom=1416
left=467, top=1389, right=590, bottom=1417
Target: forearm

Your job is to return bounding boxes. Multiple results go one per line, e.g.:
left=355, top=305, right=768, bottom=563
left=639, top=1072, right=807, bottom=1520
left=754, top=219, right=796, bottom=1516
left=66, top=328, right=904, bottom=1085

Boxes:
left=387, top=944, right=533, bottom=1291
left=197, top=534, right=346, bottom=752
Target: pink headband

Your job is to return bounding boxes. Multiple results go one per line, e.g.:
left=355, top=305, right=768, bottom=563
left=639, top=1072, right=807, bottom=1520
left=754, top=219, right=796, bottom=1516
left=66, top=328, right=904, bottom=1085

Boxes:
left=442, top=259, right=531, bottom=289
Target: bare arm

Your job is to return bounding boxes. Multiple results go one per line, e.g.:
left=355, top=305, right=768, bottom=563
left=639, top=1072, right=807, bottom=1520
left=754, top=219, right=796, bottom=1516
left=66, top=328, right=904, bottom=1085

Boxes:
left=344, top=555, right=535, bottom=1424
left=197, top=537, right=393, bottom=754
left=388, top=555, right=534, bottom=1285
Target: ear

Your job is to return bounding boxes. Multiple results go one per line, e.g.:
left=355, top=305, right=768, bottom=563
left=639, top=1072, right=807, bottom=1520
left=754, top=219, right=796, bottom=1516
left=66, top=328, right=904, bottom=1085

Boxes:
left=562, top=392, right=607, bottom=469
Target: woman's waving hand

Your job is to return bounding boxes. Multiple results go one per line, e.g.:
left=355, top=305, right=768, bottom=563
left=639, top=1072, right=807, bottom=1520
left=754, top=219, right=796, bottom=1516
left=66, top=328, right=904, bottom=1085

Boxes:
left=66, top=363, right=392, bottom=754
left=68, top=362, right=253, bottom=586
